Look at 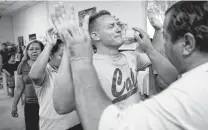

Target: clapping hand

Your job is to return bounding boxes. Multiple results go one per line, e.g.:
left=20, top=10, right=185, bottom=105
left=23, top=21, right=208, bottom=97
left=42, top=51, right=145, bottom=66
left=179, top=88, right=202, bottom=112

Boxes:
left=51, top=2, right=93, bottom=60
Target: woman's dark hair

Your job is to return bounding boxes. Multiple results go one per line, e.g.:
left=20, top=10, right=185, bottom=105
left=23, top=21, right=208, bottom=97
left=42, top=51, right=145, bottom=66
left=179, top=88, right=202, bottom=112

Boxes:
left=51, top=39, right=63, bottom=55
left=25, top=40, right=44, bottom=59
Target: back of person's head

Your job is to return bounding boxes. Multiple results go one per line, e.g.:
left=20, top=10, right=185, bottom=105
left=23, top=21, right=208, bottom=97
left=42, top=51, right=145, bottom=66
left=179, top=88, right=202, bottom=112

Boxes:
left=165, top=1, right=208, bottom=52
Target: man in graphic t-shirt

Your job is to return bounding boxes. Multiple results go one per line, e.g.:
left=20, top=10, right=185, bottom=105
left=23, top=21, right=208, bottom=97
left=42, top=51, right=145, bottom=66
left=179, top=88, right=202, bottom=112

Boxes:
left=51, top=5, right=178, bottom=115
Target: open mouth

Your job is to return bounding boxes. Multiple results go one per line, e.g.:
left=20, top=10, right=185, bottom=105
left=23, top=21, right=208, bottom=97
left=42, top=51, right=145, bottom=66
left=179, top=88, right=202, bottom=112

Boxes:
left=32, top=54, right=38, bottom=57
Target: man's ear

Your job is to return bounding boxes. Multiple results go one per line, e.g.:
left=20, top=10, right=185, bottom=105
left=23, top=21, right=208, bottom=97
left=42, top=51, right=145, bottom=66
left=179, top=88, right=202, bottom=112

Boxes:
left=90, top=32, right=100, bottom=41
left=182, top=33, right=196, bottom=56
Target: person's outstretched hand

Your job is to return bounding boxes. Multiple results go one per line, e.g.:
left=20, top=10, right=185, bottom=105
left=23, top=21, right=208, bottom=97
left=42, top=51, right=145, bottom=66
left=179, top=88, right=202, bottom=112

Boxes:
left=133, top=27, right=154, bottom=53
left=51, top=2, right=93, bottom=61
left=51, top=2, right=76, bottom=48
left=149, top=17, right=163, bottom=31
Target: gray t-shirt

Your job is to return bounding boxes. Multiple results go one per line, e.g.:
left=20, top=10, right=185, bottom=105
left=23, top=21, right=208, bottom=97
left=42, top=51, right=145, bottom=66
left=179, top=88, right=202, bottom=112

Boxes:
left=34, top=63, right=80, bottom=130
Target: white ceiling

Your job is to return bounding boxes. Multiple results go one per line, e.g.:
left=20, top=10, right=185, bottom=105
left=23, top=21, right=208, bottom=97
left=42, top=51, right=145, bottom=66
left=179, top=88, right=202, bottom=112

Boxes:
left=0, top=1, right=41, bottom=16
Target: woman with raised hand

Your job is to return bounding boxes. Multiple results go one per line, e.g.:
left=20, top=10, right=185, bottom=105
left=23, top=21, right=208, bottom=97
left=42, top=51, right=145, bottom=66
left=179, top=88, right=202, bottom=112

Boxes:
left=29, top=27, right=81, bottom=130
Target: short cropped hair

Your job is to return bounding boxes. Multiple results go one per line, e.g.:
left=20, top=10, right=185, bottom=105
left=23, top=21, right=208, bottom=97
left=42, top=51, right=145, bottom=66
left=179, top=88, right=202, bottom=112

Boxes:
left=89, top=10, right=111, bottom=33
left=165, top=1, right=208, bottom=52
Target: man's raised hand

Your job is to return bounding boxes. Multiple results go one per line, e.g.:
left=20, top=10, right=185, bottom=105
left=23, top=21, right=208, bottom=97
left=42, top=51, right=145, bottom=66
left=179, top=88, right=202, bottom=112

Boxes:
left=51, top=3, right=93, bottom=60
left=62, top=14, right=93, bottom=60
left=51, top=3, right=77, bottom=45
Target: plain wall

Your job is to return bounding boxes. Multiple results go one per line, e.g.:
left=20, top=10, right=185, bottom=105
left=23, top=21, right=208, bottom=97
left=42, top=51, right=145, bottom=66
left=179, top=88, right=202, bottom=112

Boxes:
left=48, top=1, right=147, bottom=37
left=0, top=16, right=13, bottom=43
left=12, top=2, right=48, bottom=45
left=12, top=1, right=147, bottom=46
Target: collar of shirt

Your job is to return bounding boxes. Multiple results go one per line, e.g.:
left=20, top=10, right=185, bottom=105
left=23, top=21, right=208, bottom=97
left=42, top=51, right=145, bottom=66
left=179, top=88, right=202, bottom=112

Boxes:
left=181, top=62, right=208, bottom=78
left=47, top=63, right=58, bottom=73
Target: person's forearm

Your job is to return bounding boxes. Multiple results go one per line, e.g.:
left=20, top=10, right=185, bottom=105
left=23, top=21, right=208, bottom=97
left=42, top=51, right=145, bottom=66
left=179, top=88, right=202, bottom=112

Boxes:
left=152, top=29, right=165, bottom=53
left=146, top=47, right=178, bottom=86
left=2, top=69, right=11, bottom=76
left=29, top=44, right=53, bottom=80
left=12, top=87, right=23, bottom=107
left=71, top=58, right=111, bottom=130
left=53, top=47, right=75, bottom=114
